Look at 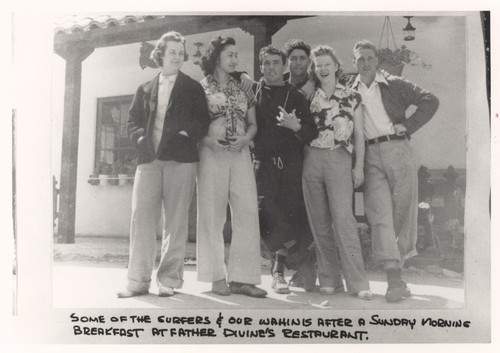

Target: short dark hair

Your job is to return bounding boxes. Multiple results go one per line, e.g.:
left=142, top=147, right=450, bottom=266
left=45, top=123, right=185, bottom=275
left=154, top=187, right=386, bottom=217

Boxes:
left=200, top=36, right=236, bottom=76
left=283, top=39, right=311, bottom=58
left=310, top=45, right=344, bottom=84
left=259, top=45, right=286, bottom=65
left=151, top=31, right=189, bottom=67
left=352, top=40, right=378, bottom=57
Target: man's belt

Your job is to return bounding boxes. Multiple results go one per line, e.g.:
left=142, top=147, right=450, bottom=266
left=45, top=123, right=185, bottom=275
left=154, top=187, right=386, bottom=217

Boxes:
left=365, top=133, right=409, bottom=146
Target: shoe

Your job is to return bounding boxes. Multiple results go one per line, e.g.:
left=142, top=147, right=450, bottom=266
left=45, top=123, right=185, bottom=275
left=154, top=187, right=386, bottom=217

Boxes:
left=301, top=261, right=318, bottom=292
left=319, top=287, right=335, bottom=295
left=158, top=285, right=175, bottom=297
left=385, top=281, right=411, bottom=303
left=319, top=284, right=345, bottom=296
left=334, top=283, right=346, bottom=293
left=357, top=290, right=373, bottom=300
left=289, top=271, right=304, bottom=288
left=212, top=279, right=231, bottom=296
left=116, top=289, right=148, bottom=298
left=229, top=282, right=267, bottom=298
left=272, top=272, right=290, bottom=294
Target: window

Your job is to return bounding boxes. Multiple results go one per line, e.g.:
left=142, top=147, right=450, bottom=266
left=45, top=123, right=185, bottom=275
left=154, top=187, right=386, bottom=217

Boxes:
left=94, top=95, right=137, bottom=177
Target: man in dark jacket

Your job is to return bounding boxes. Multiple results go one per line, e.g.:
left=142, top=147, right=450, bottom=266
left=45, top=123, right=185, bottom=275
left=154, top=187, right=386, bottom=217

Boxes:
left=254, top=45, right=318, bottom=294
left=117, top=31, right=210, bottom=298
left=350, top=40, right=439, bottom=302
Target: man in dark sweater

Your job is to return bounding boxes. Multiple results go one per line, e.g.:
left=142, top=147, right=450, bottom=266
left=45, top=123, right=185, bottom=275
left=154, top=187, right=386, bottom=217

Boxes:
left=253, top=46, right=318, bottom=294
left=281, top=39, right=318, bottom=291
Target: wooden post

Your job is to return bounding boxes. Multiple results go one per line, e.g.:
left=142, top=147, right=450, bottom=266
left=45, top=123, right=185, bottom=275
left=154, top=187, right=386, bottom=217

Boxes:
left=239, top=17, right=288, bottom=81
left=56, top=44, right=94, bottom=243
left=252, top=25, right=272, bottom=81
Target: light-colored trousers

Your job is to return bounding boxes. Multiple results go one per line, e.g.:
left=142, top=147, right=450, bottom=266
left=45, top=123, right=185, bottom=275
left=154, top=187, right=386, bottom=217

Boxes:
left=127, top=159, right=197, bottom=292
left=364, top=139, right=418, bottom=265
left=302, top=146, right=369, bottom=294
left=197, top=146, right=262, bottom=284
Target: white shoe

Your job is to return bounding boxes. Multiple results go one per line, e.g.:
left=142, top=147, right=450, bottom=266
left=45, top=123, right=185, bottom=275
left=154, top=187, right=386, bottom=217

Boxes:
left=158, top=285, right=175, bottom=297
left=357, top=290, right=373, bottom=300
left=272, top=272, right=290, bottom=294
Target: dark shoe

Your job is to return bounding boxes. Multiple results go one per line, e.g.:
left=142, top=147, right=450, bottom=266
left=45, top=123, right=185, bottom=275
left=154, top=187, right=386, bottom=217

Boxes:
left=334, top=283, right=346, bottom=293
left=289, top=252, right=317, bottom=292
left=229, top=282, right=267, bottom=298
left=116, top=289, right=148, bottom=298
left=385, top=281, right=411, bottom=303
left=289, top=271, right=304, bottom=288
left=272, top=272, right=290, bottom=294
left=301, top=265, right=318, bottom=292
left=212, top=279, right=231, bottom=296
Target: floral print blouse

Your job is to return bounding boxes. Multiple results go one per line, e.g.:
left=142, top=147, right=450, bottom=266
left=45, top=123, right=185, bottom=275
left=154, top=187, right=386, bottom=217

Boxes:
left=309, top=83, right=361, bottom=153
left=201, top=75, right=255, bottom=139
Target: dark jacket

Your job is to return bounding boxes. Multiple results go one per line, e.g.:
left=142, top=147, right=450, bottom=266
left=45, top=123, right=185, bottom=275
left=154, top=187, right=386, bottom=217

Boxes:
left=128, top=71, right=210, bottom=164
left=253, top=81, right=317, bottom=159
left=343, top=70, right=439, bottom=135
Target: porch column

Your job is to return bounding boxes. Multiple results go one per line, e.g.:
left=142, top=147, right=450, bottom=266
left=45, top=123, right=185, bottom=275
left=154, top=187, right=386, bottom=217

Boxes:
left=56, top=43, right=94, bottom=243
left=251, top=25, right=272, bottom=80
left=239, top=17, right=289, bottom=80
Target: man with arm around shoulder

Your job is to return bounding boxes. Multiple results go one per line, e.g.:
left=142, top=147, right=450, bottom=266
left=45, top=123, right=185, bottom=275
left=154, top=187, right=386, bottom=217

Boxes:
left=350, top=40, right=439, bottom=302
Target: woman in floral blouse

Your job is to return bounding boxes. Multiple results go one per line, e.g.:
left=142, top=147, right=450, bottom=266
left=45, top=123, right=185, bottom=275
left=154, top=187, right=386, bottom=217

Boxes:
left=302, top=45, right=372, bottom=300
left=196, top=36, right=267, bottom=298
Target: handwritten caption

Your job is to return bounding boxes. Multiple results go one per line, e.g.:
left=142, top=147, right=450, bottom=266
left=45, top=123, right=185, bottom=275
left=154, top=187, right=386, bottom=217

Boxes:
left=69, top=313, right=471, bottom=341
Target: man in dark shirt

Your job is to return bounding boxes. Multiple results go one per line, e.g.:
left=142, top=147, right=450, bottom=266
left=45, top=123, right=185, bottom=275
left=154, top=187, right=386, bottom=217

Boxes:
left=282, top=39, right=311, bottom=90
left=253, top=45, right=318, bottom=294
left=281, top=39, right=320, bottom=291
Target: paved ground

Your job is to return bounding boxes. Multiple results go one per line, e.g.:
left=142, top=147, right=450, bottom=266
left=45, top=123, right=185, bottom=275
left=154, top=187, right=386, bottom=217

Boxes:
left=53, top=237, right=464, bottom=310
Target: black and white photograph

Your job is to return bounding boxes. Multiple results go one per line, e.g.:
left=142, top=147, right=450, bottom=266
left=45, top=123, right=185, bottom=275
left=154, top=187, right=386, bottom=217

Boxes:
left=3, top=0, right=496, bottom=349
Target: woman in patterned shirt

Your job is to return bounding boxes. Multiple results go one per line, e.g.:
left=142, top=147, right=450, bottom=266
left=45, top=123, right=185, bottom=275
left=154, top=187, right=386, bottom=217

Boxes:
left=302, top=45, right=372, bottom=300
left=196, top=36, right=267, bottom=298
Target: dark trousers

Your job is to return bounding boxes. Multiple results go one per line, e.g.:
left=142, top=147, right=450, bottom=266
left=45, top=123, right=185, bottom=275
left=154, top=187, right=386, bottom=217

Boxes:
left=256, top=153, right=312, bottom=254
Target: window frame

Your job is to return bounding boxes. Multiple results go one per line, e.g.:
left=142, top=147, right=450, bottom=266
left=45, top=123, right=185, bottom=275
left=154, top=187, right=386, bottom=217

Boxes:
left=94, top=94, right=135, bottom=177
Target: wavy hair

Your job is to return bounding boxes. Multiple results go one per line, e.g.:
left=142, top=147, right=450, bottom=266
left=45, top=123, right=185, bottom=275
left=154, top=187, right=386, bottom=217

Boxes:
left=310, top=45, right=343, bottom=85
left=259, top=45, right=286, bottom=65
left=150, top=31, right=189, bottom=68
left=200, top=36, right=236, bottom=76
left=352, top=39, right=378, bottom=57
left=283, top=39, right=311, bottom=58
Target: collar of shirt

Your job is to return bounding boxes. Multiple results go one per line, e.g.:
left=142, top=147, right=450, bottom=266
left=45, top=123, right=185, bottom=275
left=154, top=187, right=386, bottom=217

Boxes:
left=207, top=74, right=238, bottom=89
left=353, top=70, right=388, bottom=89
left=316, top=81, right=346, bottom=100
left=259, top=78, right=288, bottom=89
left=159, top=73, right=178, bottom=85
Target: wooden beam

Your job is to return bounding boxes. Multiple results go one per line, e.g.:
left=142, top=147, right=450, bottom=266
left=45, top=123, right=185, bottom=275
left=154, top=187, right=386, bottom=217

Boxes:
left=54, top=16, right=309, bottom=53
left=57, top=45, right=94, bottom=244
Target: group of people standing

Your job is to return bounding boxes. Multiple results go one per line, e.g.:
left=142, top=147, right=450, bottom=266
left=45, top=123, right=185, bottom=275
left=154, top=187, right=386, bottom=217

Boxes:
left=117, top=29, right=439, bottom=303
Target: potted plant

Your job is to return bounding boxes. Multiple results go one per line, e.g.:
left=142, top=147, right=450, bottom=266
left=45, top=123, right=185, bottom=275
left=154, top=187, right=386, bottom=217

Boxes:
left=377, top=45, right=431, bottom=76
left=113, top=160, right=130, bottom=186
left=98, top=161, right=113, bottom=186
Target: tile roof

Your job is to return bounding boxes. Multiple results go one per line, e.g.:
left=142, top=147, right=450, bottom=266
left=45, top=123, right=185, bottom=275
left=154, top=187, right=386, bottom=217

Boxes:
left=54, top=15, right=167, bottom=35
